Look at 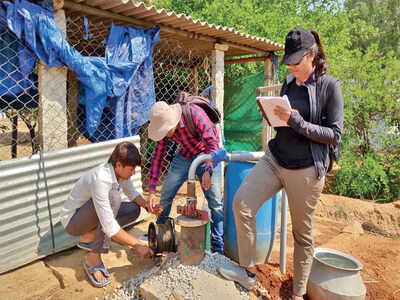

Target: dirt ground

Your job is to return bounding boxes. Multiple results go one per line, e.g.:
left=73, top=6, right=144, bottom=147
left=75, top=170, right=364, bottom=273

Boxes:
left=0, top=117, right=92, bottom=161
left=1, top=185, right=400, bottom=300
left=256, top=194, right=400, bottom=300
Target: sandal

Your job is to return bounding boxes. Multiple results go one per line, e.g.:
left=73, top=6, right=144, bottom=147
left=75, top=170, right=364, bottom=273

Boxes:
left=77, top=241, right=92, bottom=251
left=82, top=260, right=111, bottom=288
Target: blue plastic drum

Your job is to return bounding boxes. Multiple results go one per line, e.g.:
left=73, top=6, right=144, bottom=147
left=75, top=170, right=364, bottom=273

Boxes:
left=224, top=161, right=279, bottom=264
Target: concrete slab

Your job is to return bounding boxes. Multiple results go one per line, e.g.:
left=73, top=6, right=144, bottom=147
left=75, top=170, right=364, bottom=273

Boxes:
left=140, top=269, right=242, bottom=300
left=191, top=269, right=242, bottom=300
left=140, top=276, right=167, bottom=300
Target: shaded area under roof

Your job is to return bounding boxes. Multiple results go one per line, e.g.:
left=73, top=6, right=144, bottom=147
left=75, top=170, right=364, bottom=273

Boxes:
left=64, top=0, right=284, bottom=57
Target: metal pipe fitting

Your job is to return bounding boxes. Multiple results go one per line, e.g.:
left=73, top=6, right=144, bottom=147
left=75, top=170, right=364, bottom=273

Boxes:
left=187, top=151, right=287, bottom=274
left=187, top=151, right=265, bottom=184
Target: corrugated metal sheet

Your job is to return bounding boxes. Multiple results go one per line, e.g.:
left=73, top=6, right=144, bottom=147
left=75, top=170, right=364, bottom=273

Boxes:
left=66, top=0, right=284, bottom=57
left=0, top=136, right=143, bottom=274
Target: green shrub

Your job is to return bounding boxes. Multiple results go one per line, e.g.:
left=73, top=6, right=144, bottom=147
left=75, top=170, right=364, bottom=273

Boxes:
left=385, top=153, right=400, bottom=202
left=332, top=151, right=399, bottom=202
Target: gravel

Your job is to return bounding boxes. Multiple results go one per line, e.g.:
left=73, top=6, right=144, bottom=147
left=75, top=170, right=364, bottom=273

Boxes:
left=106, top=251, right=250, bottom=300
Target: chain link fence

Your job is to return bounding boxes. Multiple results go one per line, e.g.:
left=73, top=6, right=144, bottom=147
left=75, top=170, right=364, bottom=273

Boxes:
left=258, top=83, right=282, bottom=144
left=0, top=12, right=212, bottom=190
left=0, top=24, right=40, bottom=160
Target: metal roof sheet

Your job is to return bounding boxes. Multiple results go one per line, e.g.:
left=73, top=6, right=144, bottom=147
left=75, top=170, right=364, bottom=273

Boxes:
left=65, top=0, right=284, bottom=57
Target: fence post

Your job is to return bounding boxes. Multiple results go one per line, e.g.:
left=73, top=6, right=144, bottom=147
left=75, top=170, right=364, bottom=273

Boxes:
left=189, top=67, right=198, bottom=95
left=262, top=56, right=274, bottom=150
left=212, top=43, right=228, bottom=146
left=212, top=43, right=227, bottom=203
left=11, top=109, right=18, bottom=158
left=38, top=9, right=68, bottom=152
left=67, top=71, right=78, bottom=147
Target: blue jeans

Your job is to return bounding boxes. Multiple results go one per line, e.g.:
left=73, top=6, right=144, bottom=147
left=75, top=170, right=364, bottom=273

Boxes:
left=156, top=153, right=224, bottom=253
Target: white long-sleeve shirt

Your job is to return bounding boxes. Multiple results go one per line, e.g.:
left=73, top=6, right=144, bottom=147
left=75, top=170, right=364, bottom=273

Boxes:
left=60, top=163, right=140, bottom=237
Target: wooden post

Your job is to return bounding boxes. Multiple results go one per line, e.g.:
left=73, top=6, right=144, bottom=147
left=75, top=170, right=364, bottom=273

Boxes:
left=262, top=57, right=274, bottom=151
left=67, top=71, right=78, bottom=147
left=225, top=55, right=268, bottom=65
left=38, top=9, right=68, bottom=152
left=189, top=67, right=198, bottom=95
left=11, top=109, right=17, bottom=158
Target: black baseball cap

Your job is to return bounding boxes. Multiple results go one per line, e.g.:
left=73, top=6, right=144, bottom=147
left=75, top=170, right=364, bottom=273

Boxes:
left=281, top=28, right=316, bottom=65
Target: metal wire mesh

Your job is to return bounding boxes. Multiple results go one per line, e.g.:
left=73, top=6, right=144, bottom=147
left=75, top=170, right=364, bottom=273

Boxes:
left=258, top=84, right=282, bottom=143
left=65, top=13, right=109, bottom=150
left=0, top=12, right=212, bottom=189
left=0, top=25, right=40, bottom=160
left=142, top=39, right=212, bottom=187
left=65, top=13, right=213, bottom=189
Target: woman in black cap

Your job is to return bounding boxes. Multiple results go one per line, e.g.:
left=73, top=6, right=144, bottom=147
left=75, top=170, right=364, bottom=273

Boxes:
left=218, top=28, right=343, bottom=299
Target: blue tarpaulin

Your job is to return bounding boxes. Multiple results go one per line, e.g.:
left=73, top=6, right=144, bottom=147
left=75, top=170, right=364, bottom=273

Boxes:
left=0, top=0, right=159, bottom=138
left=105, top=23, right=159, bottom=139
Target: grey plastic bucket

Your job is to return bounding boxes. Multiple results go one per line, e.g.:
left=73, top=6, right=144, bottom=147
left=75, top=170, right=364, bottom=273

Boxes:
left=307, top=248, right=366, bottom=300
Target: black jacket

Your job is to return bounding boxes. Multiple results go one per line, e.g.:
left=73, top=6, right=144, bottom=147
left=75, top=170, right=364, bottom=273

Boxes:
left=281, top=72, right=343, bottom=179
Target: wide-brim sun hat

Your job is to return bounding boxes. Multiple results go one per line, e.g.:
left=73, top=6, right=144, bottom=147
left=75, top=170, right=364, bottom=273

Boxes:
left=281, top=27, right=316, bottom=65
left=148, top=101, right=182, bottom=142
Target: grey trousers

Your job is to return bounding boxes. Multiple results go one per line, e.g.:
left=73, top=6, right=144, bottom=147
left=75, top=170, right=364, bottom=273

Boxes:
left=233, top=148, right=325, bottom=296
left=65, top=199, right=140, bottom=253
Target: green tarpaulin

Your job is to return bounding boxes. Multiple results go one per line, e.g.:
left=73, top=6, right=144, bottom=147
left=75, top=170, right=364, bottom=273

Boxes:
left=224, top=71, right=265, bottom=152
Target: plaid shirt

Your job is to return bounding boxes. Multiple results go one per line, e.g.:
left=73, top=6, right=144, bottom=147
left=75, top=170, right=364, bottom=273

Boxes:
left=148, top=103, right=219, bottom=191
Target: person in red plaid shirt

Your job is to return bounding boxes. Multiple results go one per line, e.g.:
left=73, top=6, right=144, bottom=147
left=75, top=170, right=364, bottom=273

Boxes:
left=147, top=100, right=224, bottom=254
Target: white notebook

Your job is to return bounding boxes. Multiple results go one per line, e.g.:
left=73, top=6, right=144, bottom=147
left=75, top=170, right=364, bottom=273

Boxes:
left=256, top=95, right=292, bottom=127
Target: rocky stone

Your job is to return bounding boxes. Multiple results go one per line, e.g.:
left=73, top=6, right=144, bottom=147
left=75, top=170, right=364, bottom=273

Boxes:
left=168, top=292, right=184, bottom=300
left=140, top=269, right=242, bottom=300
left=342, top=221, right=364, bottom=237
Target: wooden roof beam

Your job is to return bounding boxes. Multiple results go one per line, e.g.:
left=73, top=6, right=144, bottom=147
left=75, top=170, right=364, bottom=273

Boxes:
left=225, top=54, right=282, bottom=64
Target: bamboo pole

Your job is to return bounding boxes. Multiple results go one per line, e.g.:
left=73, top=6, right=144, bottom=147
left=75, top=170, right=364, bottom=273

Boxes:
left=220, top=41, right=264, bottom=55
left=189, top=67, right=198, bottom=95
left=225, top=55, right=282, bottom=65
left=63, top=1, right=157, bottom=29
left=225, top=56, right=267, bottom=65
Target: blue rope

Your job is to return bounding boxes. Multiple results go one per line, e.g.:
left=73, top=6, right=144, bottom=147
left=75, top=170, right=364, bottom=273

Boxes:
left=83, top=16, right=93, bottom=40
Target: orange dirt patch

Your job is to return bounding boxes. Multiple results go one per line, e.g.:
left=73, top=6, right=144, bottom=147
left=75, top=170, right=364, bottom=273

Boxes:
left=0, top=188, right=399, bottom=300
left=249, top=193, right=400, bottom=300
